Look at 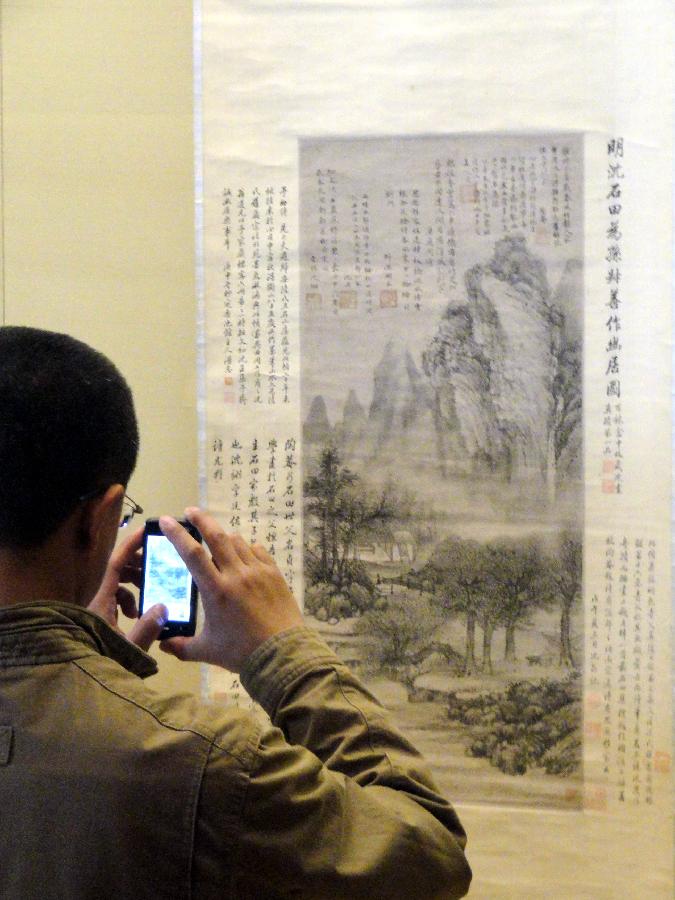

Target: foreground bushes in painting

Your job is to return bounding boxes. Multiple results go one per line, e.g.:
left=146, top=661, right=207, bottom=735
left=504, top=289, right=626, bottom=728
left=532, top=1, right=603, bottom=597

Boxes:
left=447, top=676, right=581, bottom=776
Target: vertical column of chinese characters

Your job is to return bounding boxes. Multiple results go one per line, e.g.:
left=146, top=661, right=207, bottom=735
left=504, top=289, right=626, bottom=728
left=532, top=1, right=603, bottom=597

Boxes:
left=589, top=592, right=600, bottom=690
left=480, top=157, right=491, bottom=234
left=561, top=146, right=573, bottom=244
left=507, top=155, right=517, bottom=234
left=411, top=189, right=422, bottom=311
left=248, top=439, right=260, bottom=544
left=328, top=171, right=339, bottom=311
left=338, top=195, right=354, bottom=313
left=251, top=189, right=262, bottom=403
left=585, top=590, right=604, bottom=785
left=444, top=158, right=457, bottom=292
left=500, top=155, right=510, bottom=235
left=550, top=146, right=561, bottom=245
left=602, top=536, right=614, bottom=786
left=527, top=155, right=538, bottom=239
left=472, top=155, right=482, bottom=235
left=630, top=539, right=643, bottom=804
left=490, top=156, right=499, bottom=232
left=361, top=192, right=373, bottom=314
left=536, top=147, right=549, bottom=241
left=483, top=154, right=496, bottom=236
left=236, top=190, right=247, bottom=404
left=283, top=439, right=298, bottom=592
left=211, top=438, right=224, bottom=486
left=265, top=438, right=278, bottom=558
left=517, top=154, right=527, bottom=233
left=279, top=186, right=290, bottom=404
left=480, top=158, right=490, bottom=234
left=382, top=190, right=396, bottom=309
left=229, top=440, right=243, bottom=530
left=433, top=160, right=448, bottom=298
left=265, top=187, right=277, bottom=405
left=222, top=190, right=234, bottom=387
left=307, top=170, right=325, bottom=312
left=616, top=536, right=629, bottom=802
left=350, top=193, right=361, bottom=313
left=644, top=540, right=656, bottom=804
left=603, top=138, right=624, bottom=494
left=399, top=190, right=410, bottom=310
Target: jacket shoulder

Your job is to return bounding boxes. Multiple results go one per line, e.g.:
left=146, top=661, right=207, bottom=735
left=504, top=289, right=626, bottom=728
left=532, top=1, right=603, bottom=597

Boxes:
left=73, top=653, right=262, bottom=769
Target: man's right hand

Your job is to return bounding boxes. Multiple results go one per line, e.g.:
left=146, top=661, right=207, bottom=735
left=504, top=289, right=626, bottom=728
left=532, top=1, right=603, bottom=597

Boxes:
left=158, top=508, right=304, bottom=672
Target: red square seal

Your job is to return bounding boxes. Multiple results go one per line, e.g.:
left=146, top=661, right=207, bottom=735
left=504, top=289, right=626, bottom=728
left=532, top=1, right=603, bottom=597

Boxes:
left=224, top=376, right=236, bottom=405
left=585, top=788, right=608, bottom=812
left=379, top=289, right=398, bottom=308
left=459, top=183, right=479, bottom=204
left=338, top=290, right=357, bottom=309
left=654, top=752, right=671, bottom=774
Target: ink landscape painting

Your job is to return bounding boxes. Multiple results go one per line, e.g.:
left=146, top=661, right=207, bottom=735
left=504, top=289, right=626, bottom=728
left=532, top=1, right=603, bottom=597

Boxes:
left=300, top=134, right=584, bottom=809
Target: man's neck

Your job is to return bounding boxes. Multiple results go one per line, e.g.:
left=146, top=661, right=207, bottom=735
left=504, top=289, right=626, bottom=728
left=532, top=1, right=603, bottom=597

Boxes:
left=0, top=533, right=83, bottom=608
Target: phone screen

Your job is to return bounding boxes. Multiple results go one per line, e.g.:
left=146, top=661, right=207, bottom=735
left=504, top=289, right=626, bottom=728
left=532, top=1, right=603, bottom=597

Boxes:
left=142, top=534, right=193, bottom=623
left=139, top=518, right=200, bottom=637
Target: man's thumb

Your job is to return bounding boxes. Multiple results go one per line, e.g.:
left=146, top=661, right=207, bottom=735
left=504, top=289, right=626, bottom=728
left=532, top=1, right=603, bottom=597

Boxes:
left=128, top=604, right=168, bottom=652
left=158, top=635, right=196, bottom=661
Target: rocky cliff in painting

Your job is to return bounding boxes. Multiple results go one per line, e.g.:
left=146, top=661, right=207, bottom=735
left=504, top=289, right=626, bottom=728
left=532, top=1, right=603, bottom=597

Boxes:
left=423, top=235, right=581, bottom=488
left=303, top=236, right=581, bottom=495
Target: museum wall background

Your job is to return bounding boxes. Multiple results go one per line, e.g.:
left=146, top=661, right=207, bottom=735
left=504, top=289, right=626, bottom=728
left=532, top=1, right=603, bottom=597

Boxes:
left=0, top=1, right=201, bottom=695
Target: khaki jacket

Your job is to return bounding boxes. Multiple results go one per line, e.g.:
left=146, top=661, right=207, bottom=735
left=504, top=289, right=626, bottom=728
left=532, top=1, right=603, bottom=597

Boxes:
left=0, top=603, right=471, bottom=899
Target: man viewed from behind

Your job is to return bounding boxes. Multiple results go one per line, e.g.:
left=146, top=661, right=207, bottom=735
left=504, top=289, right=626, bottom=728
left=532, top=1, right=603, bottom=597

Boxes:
left=0, top=326, right=471, bottom=899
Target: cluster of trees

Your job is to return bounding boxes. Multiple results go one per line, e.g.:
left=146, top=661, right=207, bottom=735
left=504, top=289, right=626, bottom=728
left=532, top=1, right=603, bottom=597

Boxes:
left=449, top=677, right=581, bottom=776
left=408, top=532, right=581, bottom=674
left=304, top=446, right=582, bottom=678
left=304, top=446, right=438, bottom=597
left=354, top=592, right=451, bottom=689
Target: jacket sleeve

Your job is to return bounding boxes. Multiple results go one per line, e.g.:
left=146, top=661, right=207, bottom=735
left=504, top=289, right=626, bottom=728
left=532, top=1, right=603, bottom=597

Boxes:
left=195, top=626, right=472, bottom=899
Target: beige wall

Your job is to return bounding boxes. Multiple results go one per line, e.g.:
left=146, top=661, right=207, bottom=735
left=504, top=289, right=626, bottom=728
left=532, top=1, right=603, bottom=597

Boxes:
left=1, top=1, right=202, bottom=694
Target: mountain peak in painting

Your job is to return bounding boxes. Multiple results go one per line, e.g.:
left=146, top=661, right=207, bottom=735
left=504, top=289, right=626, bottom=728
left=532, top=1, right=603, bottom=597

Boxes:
left=424, top=235, right=580, bottom=490
left=369, top=339, right=431, bottom=433
left=335, top=389, right=368, bottom=454
left=303, top=394, right=333, bottom=445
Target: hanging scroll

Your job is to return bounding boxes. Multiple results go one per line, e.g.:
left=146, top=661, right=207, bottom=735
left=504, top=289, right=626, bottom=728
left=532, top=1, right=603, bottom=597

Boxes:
left=196, top=1, right=673, bottom=894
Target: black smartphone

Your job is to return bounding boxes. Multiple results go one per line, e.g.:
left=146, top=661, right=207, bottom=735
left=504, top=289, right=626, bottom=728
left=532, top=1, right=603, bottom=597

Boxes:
left=138, top=517, right=201, bottom=638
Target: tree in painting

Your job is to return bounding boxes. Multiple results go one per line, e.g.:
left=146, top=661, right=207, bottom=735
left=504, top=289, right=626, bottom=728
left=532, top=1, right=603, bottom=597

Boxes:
left=485, top=538, right=551, bottom=665
left=547, top=530, right=582, bottom=668
left=304, top=445, right=408, bottom=607
left=423, top=536, right=492, bottom=676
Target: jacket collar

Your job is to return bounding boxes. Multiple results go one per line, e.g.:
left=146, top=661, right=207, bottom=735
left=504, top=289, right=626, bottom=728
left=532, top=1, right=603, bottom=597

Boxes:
left=0, top=602, right=158, bottom=678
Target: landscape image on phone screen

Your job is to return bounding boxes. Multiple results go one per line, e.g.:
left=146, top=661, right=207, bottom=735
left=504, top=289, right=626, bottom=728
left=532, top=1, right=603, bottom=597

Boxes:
left=144, top=536, right=191, bottom=621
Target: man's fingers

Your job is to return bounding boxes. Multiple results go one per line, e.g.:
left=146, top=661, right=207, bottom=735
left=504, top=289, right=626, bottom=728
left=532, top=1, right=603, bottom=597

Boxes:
left=250, top=543, right=274, bottom=564
left=119, top=549, right=143, bottom=587
left=230, top=533, right=256, bottom=565
left=116, top=586, right=138, bottom=620
left=159, top=515, right=214, bottom=587
left=159, top=635, right=198, bottom=662
left=108, top=526, right=144, bottom=580
left=127, top=604, right=168, bottom=652
left=114, top=525, right=144, bottom=563
left=119, top=565, right=142, bottom=589
left=184, top=507, right=242, bottom=571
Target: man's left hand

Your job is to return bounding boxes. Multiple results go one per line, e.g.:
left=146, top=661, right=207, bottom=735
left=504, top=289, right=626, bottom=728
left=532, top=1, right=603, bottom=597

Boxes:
left=88, top=525, right=167, bottom=652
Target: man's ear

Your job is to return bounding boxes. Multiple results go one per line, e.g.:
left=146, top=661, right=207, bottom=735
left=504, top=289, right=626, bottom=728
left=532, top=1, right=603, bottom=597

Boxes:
left=76, top=484, right=125, bottom=551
